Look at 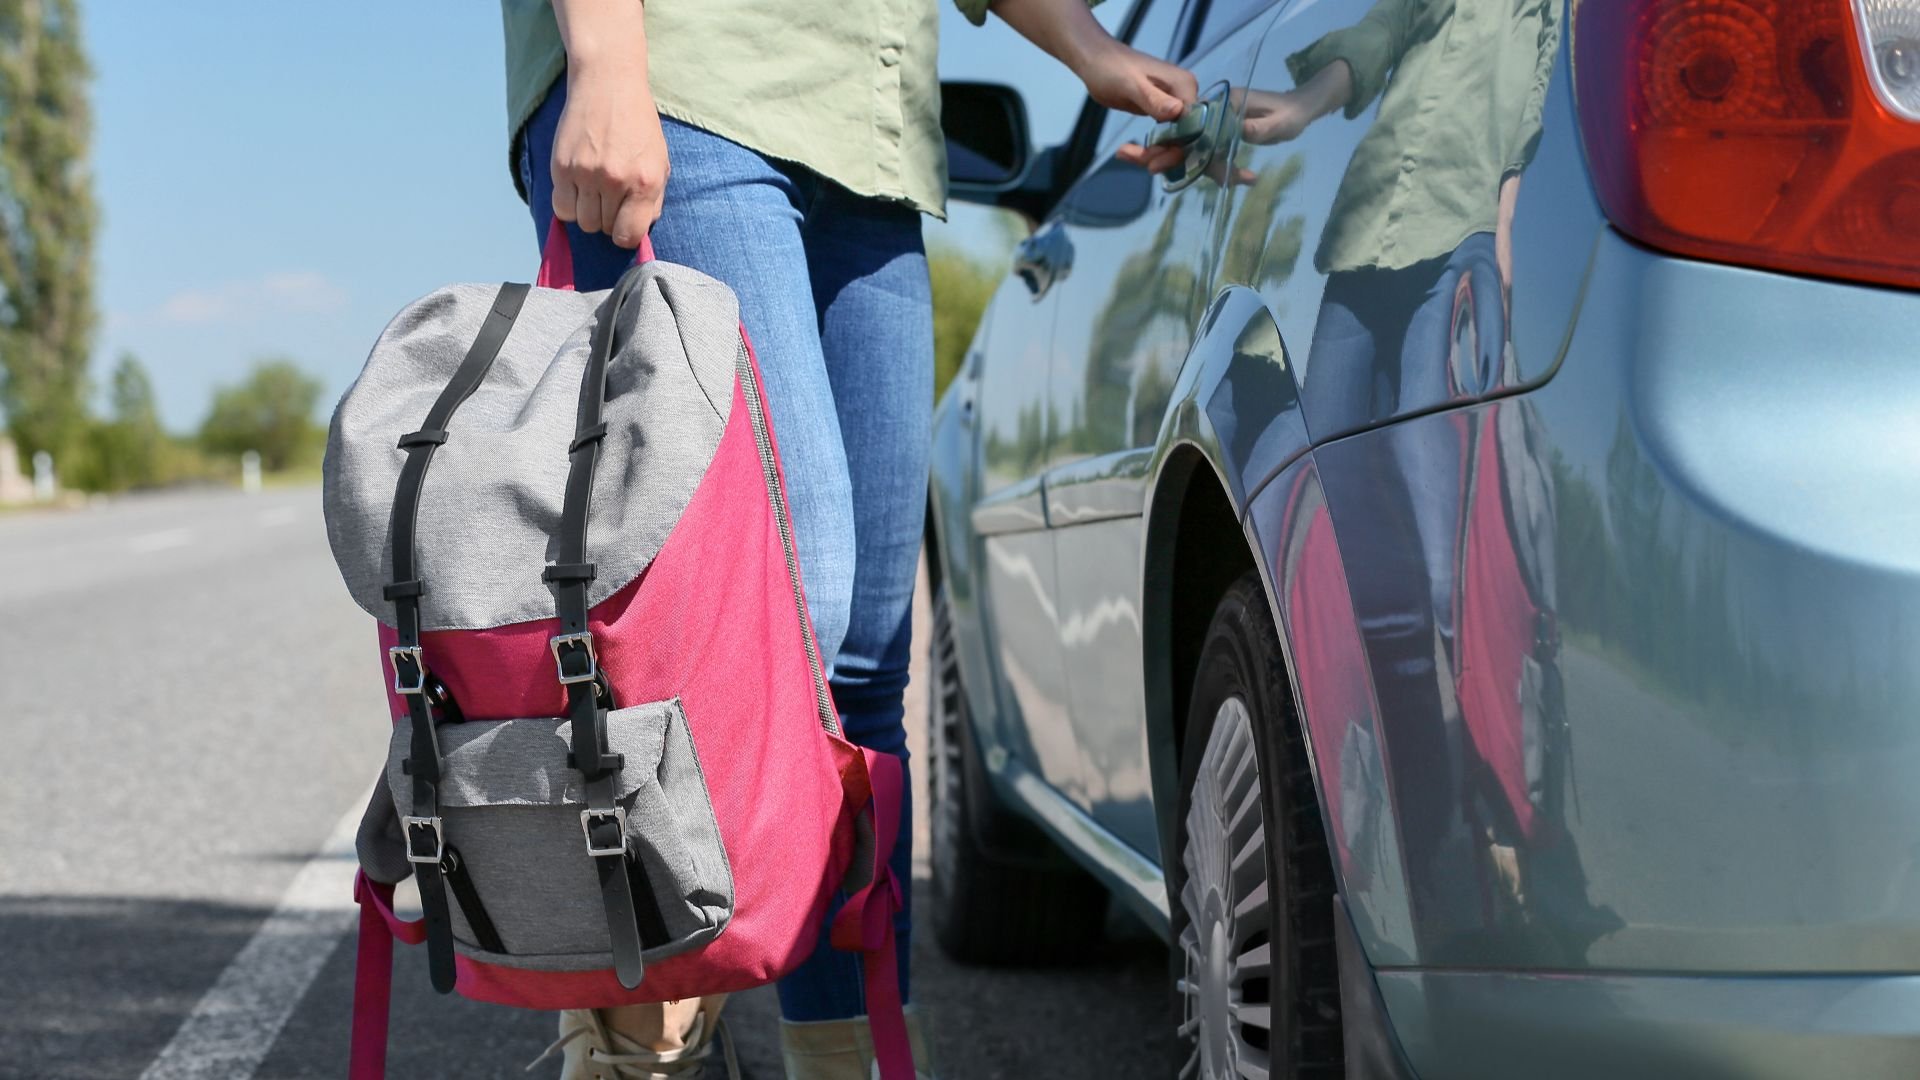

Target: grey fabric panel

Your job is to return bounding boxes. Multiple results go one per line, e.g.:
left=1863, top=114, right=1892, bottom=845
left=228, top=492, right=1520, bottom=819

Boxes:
left=381, top=700, right=734, bottom=968
left=384, top=711, right=659, bottom=810
left=324, top=263, right=743, bottom=630
left=355, top=776, right=412, bottom=885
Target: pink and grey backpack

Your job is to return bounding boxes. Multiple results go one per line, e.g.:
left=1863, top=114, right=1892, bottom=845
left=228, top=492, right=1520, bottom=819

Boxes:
left=324, top=235, right=911, bottom=1078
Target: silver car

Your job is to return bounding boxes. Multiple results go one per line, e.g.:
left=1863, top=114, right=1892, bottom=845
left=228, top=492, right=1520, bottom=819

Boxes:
left=928, top=0, right=1920, bottom=1076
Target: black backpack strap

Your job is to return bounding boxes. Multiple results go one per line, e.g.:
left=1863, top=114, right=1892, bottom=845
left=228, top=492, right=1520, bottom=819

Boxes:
left=549, top=265, right=654, bottom=990
left=385, top=282, right=530, bottom=993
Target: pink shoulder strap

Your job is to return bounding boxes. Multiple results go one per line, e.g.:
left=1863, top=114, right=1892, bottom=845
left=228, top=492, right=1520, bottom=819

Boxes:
left=830, top=749, right=915, bottom=1080
left=349, top=871, right=425, bottom=1080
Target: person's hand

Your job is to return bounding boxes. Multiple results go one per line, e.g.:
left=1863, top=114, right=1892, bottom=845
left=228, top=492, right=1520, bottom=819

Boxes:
left=1078, top=36, right=1198, bottom=123
left=1084, top=38, right=1200, bottom=175
left=986, top=0, right=1196, bottom=174
left=1239, top=87, right=1323, bottom=145
left=551, top=56, right=668, bottom=250
left=1240, top=59, right=1355, bottom=146
left=1115, top=136, right=1190, bottom=175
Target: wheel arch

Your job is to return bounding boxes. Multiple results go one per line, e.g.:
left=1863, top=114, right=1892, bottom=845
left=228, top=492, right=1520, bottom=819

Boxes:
left=1140, top=284, right=1314, bottom=876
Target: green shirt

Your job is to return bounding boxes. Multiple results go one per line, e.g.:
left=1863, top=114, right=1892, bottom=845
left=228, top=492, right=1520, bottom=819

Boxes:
left=1287, top=0, right=1561, bottom=275
left=503, top=0, right=959, bottom=218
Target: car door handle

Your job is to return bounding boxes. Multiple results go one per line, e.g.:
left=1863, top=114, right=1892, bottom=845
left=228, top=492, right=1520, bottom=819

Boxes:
left=1146, top=85, right=1231, bottom=189
left=1146, top=101, right=1213, bottom=148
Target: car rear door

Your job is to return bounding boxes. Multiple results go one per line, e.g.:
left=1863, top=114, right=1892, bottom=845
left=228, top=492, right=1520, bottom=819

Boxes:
left=1035, top=0, right=1279, bottom=853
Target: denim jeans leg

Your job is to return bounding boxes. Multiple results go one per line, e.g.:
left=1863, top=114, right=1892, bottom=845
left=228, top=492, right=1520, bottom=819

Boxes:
left=1396, top=234, right=1495, bottom=642
left=771, top=187, right=932, bottom=1023
left=1299, top=274, right=1383, bottom=442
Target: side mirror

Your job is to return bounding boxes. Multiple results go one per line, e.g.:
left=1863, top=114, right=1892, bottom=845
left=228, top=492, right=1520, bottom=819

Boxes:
left=942, top=81, right=1057, bottom=219
left=943, top=81, right=1030, bottom=192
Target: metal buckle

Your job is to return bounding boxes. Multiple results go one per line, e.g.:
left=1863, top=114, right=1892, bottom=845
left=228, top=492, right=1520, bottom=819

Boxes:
left=389, top=645, right=429, bottom=695
left=580, top=807, right=627, bottom=857
left=403, top=815, right=445, bottom=864
left=549, top=632, right=599, bottom=686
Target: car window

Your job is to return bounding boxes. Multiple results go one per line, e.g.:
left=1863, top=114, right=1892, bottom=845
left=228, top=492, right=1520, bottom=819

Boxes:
left=1127, top=0, right=1188, bottom=58
left=1183, top=0, right=1274, bottom=59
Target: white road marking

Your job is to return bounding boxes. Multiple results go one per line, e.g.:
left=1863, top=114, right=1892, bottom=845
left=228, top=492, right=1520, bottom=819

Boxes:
left=257, top=507, right=299, bottom=528
left=138, top=793, right=367, bottom=1080
left=128, top=527, right=194, bottom=554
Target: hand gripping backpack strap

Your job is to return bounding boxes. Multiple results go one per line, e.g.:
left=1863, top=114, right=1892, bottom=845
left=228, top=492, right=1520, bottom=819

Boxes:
left=831, top=749, right=915, bottom=1080
left=547, top=263, right=658, bottom=990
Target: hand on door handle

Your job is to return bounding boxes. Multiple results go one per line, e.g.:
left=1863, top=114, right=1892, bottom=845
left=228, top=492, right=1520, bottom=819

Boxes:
left=1146, top=101, right=1212, bottom=148
left=1118, top=85, right=1229, bottom=185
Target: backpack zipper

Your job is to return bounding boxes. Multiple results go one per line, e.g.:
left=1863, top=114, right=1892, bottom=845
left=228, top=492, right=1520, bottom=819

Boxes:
left=736, top=341, right=841, bottom=738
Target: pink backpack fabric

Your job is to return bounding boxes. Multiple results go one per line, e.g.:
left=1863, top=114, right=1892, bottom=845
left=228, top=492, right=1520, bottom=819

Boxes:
left=326, top=228, right=911, bottom=1078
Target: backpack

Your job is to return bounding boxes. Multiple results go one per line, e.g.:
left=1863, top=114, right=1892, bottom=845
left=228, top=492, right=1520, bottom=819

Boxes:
left=324, top=232, right=912, bottom=1078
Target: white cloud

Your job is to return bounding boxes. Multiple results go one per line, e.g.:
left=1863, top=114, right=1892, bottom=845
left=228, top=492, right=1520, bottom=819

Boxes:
left=155, top=270, right=350, bottom=325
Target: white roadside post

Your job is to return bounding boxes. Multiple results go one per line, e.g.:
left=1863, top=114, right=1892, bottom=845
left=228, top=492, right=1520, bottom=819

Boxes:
left=241, top=449, right=262, bottom=494
left=31, top=450, right=55, bottom=501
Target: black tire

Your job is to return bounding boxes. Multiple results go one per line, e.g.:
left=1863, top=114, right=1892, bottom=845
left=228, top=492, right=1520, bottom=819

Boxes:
left=926, top=582, right=1108, bottom=965
left=1170, top=573, right=1343, bottom=1079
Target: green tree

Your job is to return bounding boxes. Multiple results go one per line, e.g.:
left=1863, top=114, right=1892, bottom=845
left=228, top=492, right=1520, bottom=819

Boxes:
left=0, top=0, right=97, bottom=468
left=200, top=358, right=324, bottom=472
left=928, top=243, right=1002, bottom=398
left=1216, top=152, right=1307, bottom=292
left=81, top=352, right=164, bottom=491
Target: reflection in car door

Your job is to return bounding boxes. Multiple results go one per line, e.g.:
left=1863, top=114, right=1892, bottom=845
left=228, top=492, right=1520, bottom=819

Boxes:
left=968, top=264, right=1082, bottom=805
left=966, top=0, right=1193, bottom=813
left=1219, top=0, right=1575, bottom=959
left=1037, top=4, right=1277, bottom=854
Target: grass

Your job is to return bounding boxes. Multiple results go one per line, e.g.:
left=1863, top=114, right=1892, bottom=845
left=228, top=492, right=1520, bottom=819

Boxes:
left=261, top=462, right=323, bottom=490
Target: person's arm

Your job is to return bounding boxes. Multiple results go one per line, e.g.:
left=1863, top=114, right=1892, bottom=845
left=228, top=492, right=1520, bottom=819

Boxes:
left=976, top=0, right=1199, bottom=172
left=987, top=0, right=1196, bottom=121
left=549, top=0, right=666, bottom=249
left=1501, top=4, right=1562, bottom=184
left=1285, top=0, right=1416, bottom=120
left=1497, top=5, right=1563, bottom=292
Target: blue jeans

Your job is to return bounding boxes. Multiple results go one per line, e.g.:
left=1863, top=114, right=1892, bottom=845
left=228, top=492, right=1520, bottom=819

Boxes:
left=520, top=83, right=929, bottom=1021
left=1303, top=235, right=1502, bottom=882
left=1303, top=232, right=1504, bottom=643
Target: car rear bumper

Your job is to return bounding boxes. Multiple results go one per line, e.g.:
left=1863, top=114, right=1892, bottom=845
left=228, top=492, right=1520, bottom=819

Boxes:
left=1378, top=967, right=1920, bottom=1080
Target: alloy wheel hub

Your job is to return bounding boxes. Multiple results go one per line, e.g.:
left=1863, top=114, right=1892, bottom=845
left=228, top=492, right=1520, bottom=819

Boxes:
left=1179, top=697, right=1273, bottom=1080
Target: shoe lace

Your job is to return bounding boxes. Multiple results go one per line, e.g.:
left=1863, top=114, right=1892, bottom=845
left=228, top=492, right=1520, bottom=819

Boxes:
left=526, top=1012, right=740, bottom=1080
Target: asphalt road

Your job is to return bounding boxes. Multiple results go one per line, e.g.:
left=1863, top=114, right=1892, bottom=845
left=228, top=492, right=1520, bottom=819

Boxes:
left=0, top=487, right=1169, bottom=1079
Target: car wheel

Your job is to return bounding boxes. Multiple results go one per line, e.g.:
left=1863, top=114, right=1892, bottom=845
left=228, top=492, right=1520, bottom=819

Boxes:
left=927, top=582, right=1107, bottom=965
left=1173, top=572, right=1343, bottom=1079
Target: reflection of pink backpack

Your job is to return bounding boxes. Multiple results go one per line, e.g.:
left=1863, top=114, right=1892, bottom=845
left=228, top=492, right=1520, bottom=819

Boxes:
left=1455, top=399, right=1559, bottom=844
left=325, top=229, right=911, bottom=1078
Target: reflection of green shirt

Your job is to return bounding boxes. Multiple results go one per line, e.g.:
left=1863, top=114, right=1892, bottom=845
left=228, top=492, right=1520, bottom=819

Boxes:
left=1288, top=0, right=1560, bottom=274
left=502, top=0, right=948, bottom=217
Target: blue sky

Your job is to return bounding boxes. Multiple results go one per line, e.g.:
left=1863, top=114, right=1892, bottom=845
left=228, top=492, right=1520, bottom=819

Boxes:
left=84, top=3, right=1125, bottom=432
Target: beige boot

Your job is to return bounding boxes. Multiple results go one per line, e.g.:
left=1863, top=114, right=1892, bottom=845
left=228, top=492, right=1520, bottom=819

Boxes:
left=778, top=1008, right=935, bottom=1080
left=530, top=996, right=738, bottom=1079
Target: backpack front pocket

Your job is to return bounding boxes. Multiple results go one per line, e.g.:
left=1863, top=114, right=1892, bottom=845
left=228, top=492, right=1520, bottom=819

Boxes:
left=379, top=699, right=733, bottom=970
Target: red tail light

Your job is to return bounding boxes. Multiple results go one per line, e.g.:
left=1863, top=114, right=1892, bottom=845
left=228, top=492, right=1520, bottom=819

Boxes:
left=1574, top=0, right=1920, bottom=289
